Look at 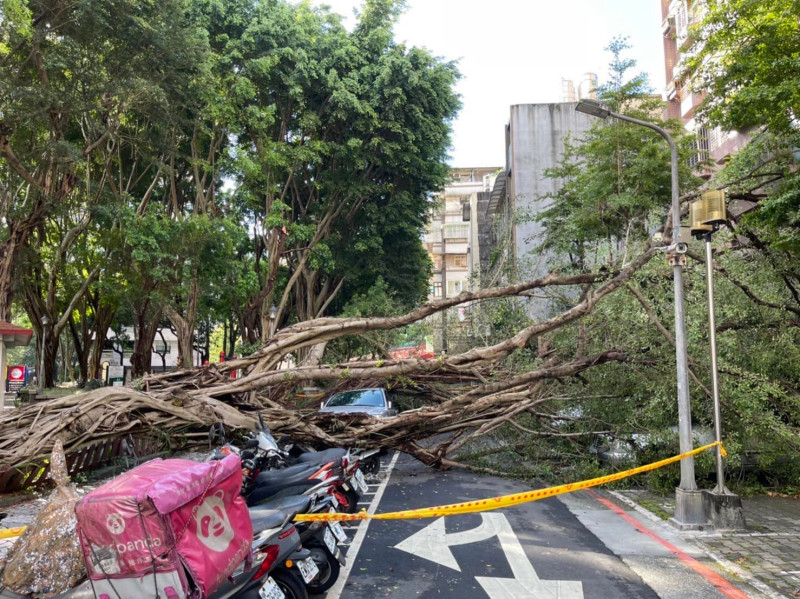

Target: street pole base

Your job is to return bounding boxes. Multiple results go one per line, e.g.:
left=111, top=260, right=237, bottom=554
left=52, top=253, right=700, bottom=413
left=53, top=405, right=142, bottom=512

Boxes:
left=702, top=489, right=747, bottom=532
left=669, top=488, right=707, bottom=531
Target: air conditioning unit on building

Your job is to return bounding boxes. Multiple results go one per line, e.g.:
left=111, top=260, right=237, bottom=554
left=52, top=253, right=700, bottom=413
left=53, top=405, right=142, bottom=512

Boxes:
left=662, top=16, right=675, bottom=37
left=666, top=81, right=678, bottom=101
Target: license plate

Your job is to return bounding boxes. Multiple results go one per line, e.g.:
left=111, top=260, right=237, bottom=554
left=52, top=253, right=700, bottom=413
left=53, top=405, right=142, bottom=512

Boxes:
left=259, top=578, right=285, bottom=599
left=296, top=557, right=319, bottom=583
left=323, top=527, right=337, bottom=554
left=354, top=469, right=368, bottom=493
left=329, top=521, right=348, bottom=543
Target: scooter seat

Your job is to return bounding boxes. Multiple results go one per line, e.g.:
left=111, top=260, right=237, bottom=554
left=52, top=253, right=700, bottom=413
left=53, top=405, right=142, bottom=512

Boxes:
left=248, top=507, right=287, bottom=532
left=295, top=448, right=347, bottom=464
left=255, top=494, right=312, bottom=517
left=254, top=462, right=319, bottom=486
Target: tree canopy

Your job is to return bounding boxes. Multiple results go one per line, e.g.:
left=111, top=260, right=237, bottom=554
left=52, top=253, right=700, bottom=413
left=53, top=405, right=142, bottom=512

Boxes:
left=0, top=0, right=460, bottom=380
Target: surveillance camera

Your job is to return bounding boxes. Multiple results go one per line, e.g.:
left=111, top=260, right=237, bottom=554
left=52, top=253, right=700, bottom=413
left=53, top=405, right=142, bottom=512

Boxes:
left=675, top=242, right=688, bottom=254
left=652, top=232, right=664, bottom=243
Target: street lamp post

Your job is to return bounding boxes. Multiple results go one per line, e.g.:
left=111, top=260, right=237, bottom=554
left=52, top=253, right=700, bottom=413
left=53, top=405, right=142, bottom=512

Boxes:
left=576, top=99, right=706, bottom=528
left=690, top=192, right=746, bottom=529
left=38, top=315, right=50, bottom=396
left=269, top=304, right=278, bottom=338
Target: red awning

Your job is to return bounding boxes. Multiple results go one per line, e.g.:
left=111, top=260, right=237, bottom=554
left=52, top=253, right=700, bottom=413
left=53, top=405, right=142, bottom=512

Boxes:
left=0, top=322, right=33, bottom=347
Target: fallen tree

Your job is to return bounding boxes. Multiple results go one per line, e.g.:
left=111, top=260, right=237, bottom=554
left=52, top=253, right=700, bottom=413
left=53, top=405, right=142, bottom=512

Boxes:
left=0, top=239, right=661, bottom=471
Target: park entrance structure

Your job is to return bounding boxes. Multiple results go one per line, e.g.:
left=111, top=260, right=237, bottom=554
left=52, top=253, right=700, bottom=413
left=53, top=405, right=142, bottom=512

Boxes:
left=0, top=321, right=32, bottom=400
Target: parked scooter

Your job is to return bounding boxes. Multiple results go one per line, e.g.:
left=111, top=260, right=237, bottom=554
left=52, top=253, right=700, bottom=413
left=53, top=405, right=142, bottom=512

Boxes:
left=241, top=417, right=371, bottom=513
left=209, top=419, right=369, bottom=514
left=254, top=494, right=348, bottom=595
left=209, top=501, right=314, bottom=599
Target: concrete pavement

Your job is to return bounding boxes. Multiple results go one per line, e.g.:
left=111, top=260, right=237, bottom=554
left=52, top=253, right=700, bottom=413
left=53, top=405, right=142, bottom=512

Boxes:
left=617, top=489, right=800, bottom=598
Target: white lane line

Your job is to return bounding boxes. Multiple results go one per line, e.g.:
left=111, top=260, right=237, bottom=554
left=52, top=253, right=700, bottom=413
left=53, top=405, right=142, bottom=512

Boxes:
left=325, top=452, right=400, bottom=599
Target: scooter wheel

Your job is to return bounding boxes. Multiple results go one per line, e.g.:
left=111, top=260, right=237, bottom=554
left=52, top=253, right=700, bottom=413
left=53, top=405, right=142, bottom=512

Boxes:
left=272, top=568, right=309, bottom=599
left=337, top=487, right=360, bottom=514
left=362, top=455, right=380, bottom=475
left=306, top=545, right=341, bottom=594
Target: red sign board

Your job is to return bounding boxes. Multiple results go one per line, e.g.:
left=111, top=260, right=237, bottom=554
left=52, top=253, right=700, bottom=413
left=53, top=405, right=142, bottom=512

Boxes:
left=7, top=365, right=27, bottom=392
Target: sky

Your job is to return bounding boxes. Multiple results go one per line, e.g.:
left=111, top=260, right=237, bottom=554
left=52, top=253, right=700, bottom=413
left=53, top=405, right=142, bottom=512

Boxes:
left=310, top=0, right=666, bottom=167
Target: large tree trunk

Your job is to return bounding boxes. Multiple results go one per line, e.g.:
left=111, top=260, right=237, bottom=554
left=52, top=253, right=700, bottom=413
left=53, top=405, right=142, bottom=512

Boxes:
left=130, top=302, right=161, bottom=378
left=87, top=303, right=116, bottom=379
left=163, top=270, right=199, bottom=369
left=40, top=333, right=59, bottom=388
left=0, top=228, right=29, bottom=321
left=68, top=316, right=89, bottom=382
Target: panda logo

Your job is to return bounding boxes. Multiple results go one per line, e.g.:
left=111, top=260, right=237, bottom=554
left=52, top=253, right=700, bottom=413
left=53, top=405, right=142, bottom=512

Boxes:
left=106, top=513, right=126, bottom=535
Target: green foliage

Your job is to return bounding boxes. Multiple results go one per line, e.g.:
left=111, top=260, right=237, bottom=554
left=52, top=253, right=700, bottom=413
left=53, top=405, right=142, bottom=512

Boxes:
left=685, top=0, right=800, bottom=136
left=535, top=38, right=700, bottom=271
left=482, top=38, right=800, bottom=493
left=225, top=0, right=458, bottom=320
left=324, top=277, right=429, bottom=363
left=686, top=0, right=800, bottom=255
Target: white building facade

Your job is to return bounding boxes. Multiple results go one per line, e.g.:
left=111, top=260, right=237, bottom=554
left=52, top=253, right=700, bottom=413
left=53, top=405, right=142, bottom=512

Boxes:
left=101, top=327, right=203, bottom=372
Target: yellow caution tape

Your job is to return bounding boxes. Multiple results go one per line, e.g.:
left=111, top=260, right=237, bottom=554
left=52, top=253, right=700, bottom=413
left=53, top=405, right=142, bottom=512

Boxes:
left=0, top=526, right=27, bottom=540
left=294, top=441, right=726, bottom=522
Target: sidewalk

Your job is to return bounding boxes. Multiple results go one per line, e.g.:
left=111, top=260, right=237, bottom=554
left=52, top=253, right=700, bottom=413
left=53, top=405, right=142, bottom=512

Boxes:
left=618, top=489, right=800, bottom=598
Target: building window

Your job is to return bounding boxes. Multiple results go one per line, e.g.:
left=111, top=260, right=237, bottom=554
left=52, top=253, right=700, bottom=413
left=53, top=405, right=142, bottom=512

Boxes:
left=447, top=255, right=468, bottom=269
left=432, top=256, right=442, bottom=271
left=447, top=280, right=463, bottom=296
left=689, top=127, right=710, bottom=167
left=708, top=126, right=723, bottom=152
left=443, top=223, right=469, bottom=240
left=433, top=282, right=442, bottom=297
left=153, top=341, right=171, bottom=354
left=674, top=1, right=689, bottom=43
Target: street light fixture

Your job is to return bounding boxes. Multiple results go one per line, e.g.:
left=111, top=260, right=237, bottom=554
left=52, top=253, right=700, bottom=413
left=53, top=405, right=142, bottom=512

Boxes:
left=269, top=304, right=278, bottom=337
left=576, top=99, right=705, bottom=528
left=575, top=98, right=611, bottom=119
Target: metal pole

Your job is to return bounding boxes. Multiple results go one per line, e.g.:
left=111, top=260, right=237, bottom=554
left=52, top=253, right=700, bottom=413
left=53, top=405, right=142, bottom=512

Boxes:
left=612, top=112, right=696, bottom=491
left=37, top=322, right=45, bottom=396
left=440, top=200, right=448, bottom=354
left=705, top=233, right=727, bottom=494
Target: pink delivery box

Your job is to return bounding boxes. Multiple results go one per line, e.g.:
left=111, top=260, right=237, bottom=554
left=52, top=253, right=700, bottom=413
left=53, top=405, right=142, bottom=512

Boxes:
left=75, top=454, right=253, bottom=599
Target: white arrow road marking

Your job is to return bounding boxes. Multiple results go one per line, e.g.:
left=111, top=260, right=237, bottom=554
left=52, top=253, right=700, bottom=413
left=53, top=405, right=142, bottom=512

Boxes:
left=475, top=577, right=584, bottom=599
left=394, top=512, right=584, bottom=599
left=393, top=513, right=502, bottom=571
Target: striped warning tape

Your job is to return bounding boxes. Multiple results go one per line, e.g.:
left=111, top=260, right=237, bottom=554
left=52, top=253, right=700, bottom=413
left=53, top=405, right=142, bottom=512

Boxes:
left=0, top=441, right=726, bottom=535
left=0, top=526, right=27, bottom=540
left=294, top=441, right=726, bottom=522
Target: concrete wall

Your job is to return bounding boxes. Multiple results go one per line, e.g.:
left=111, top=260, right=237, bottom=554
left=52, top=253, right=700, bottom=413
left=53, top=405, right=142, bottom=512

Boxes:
left=507, top=103, right=594, bottom=280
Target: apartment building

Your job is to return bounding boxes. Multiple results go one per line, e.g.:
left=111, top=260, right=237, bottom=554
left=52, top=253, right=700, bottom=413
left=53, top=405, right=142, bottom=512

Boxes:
left=561, top=73, right=598, bottom=103
left=424, top=167, right=500, bottom=302
left=661, top=0, right=750, bottom=170
left=424, top=167, right=500, bottom=351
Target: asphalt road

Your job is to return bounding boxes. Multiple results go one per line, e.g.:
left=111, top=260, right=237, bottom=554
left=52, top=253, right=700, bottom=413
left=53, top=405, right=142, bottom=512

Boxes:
left=328, top=456, right=658, bottom=599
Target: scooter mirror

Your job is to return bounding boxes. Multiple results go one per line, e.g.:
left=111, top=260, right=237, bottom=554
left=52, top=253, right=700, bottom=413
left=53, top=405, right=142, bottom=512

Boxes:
left=320, top=402, right=325, bottom=409
left=258, top=412, right=266, bottom=430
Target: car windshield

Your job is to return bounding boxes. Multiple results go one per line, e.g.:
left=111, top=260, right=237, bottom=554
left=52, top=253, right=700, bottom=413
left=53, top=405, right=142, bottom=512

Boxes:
left=326, top=389, right=385, bottom=408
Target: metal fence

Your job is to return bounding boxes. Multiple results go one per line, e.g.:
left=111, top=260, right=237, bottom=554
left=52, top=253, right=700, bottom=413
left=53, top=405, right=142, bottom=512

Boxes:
left=0, top=435, right=160, bottom=493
